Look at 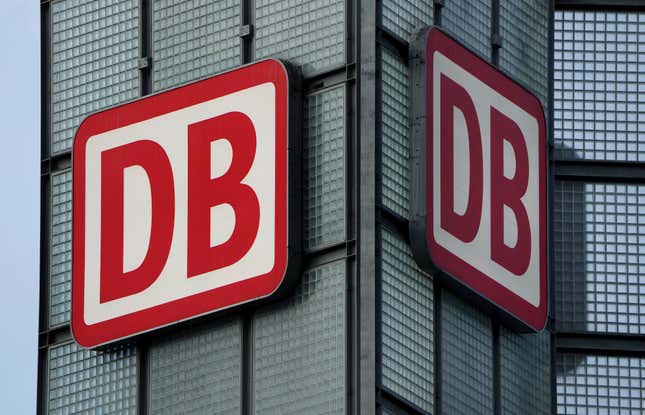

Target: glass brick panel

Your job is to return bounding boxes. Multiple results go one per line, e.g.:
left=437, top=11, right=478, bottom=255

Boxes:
left=554, top=11, right=645, bottom=161
left=48, top=342, right=137, bottom=414
left=500, top=327, right=551, bottom=415
left=51, top=0, right=139, bottom=154
left=255, top=0, right=345, bottom=76
left=555, top=181, right=645, bottom=334
left=382, top=0, right=433, bottom=41
left=254, top=261, right=346, bottom=414
left=149, top=319, right=241, bottom=414
left=499, top=0, right=549, bottom=108
left=50, top=170, right=72, bottom=328
left=381, top=48, right=410, bottom=218
left=304, top=87, right=346, bottom=249
left=442, top=0, right=491, bottom=60
left=441, top=290, right=493, bottom=415
left=152, top=0, right=240, bottom=91
left=380, top=227, right=433, bottom=412
left=557, top=354, right=645, bottom=414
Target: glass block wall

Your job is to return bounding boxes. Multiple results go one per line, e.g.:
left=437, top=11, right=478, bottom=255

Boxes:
left=554, top=181, right=645, bottom=334
left=442, top=0, right=491, bottom=60
left=304, top=87, right=346, bottom=249
left=151, top=0, right=241, bottom=91
left=50, top=0, right=139, bottom=155
left=441, top=291, right=494, bottom=415
left=499, top=0, right=549, bottom=108
left=255, top=0, right=345, bottom=76
left=500, top=328, right=551, bottom=415
left=381, top=48, right=410, bottom=218
left=554, top=9, right=645, bottom=415
left=554, top=10, right=645, bottom=161
left=380, top=227, right=433, bottom=413
left=254, top=261, right=346, bottom=414
left=48, top=343, right=137, bottom=414
left=148, top=319, right=242, bottom=414
left=49, top=170, right=72, bottom=328
left=382, top=0, right=433, bottom=41
left=557, top=354, right=645, bottom=414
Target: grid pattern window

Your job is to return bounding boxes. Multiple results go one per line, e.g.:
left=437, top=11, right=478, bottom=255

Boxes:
left=381, top=48, right=410, bottom=218
left=253, top=261, right=346, bottom=414
left=554, top=181, right=645, bottom=334
left=441, top=0, right=491, bottom=61
left=382, top=0, right=433, bottom=42
left=49, top=170, right=72, bottom=327
left=304, top=87, right=346, bottom=249
left=380, top=227, right=433, bottom=413
left=255, top=0, right=345, bottom=76
left=554, top=11, right=645, bottom=161
left=500, top=328, right=551, bottom=415
left=48, top=343, right=137, bottom=414
left=499, top=0, right=549, bottom=107
left=441, top=290, right=493, bottom=415
left=148, top=319, right=242, bottom=414
left=51, top=0, right=139, bottom=155
left=557, top=354, right=645, bottom=414
left=152, top=0, right=240, bottom=92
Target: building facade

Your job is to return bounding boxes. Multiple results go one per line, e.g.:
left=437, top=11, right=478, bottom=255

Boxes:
left=37, top=0, right=645, bottom=414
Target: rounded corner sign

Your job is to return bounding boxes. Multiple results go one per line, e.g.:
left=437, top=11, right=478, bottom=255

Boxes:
left=72, top=59, right=301, bottom=348
left=409, top=28, right=548, bottom=332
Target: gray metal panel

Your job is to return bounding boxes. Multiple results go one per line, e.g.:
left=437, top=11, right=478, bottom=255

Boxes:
left=151, top=0, right=240, bottom=91
left=50, top=0, right=139, bottom=155
left=148, top=319, right=242, bottom=415
left=48, top=342, right=137, bottom=414
left=253, top=261, right=346, bottom=414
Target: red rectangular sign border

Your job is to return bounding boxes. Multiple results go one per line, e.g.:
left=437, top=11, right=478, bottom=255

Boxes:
left=409, top=27, right=548, bottom=332
left=72, top=59, right=301, bottom=348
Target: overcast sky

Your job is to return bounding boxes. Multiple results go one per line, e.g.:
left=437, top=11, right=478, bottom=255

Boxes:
left=0, top=1, right=40, bottom=413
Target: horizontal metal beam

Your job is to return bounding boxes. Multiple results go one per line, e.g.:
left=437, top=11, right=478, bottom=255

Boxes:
left=554, top=159, right=645, bottom=183
left=556, top=332, right=645, bottom=356
left=556, top=0, right=645, bottom=10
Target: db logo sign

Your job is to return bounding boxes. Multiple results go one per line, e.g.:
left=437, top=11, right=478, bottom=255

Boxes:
left=72, top=60, right=301, bottom=348
left=409, top=28, right=548, bottom=331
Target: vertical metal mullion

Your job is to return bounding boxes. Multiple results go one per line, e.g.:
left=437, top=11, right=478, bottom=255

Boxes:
left=37, top=2, right=52, bottom=414
left=433, top=0, right=443, bottom=26
left=241, top=313, right=253, bottom=415
left=492, top=322, right=501, bottom=415
left=239, top=0, right=255, bottom=411
left=433, top=282, right=442, bottom=415
left=490, top=2, right=502, bottom=413
left=136, top=341, right=149, bottom=415
left=491, top=0, right=501, bottom=66
left=548, top=2, right=557, bottom=415
left=137, top=2, right=152, bottom=414
left=241, top=0, right=255, bottom=64
left=139, top=0, right=152, bottom=96
left=358, top=0, right=378, bottom=412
